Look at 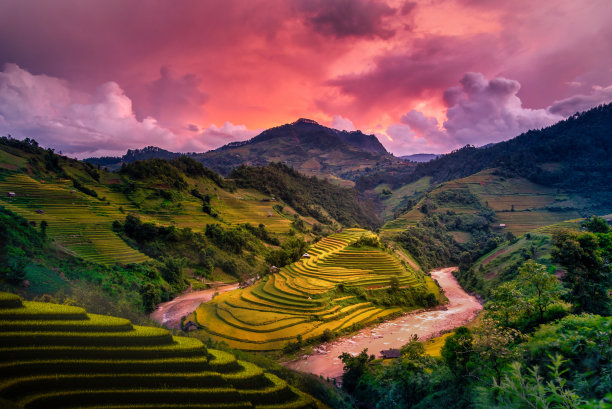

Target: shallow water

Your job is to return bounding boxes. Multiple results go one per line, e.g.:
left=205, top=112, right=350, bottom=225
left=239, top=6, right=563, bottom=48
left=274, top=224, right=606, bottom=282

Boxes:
left=150, top=283, right=239, bottom=329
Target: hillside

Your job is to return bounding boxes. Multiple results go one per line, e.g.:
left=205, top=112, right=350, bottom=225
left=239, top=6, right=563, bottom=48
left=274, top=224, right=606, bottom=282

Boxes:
left=230, top=163, right=381, bottom=230
left=382, top=168, right=591, bottom=236
left=0, top=137, right=390, bottom=316
left=399, top=103, right=612, bottom=208
left=0, top=292, right=320, bottom=409
left=359, top=103, right=612, bottom=225
left=194, top=119, right=404, bottom=181
left=84, top=119, right=407, bottom=184
left=187, top=229, right=440, bottom=352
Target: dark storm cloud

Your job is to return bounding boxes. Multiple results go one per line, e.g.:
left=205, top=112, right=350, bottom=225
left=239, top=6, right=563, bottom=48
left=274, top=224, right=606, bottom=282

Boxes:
left=294, top=0, right=398, bottom=39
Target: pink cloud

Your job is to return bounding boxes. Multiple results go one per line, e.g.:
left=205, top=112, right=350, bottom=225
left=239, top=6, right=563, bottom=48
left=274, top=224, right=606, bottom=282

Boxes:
left=548, top=85, right=612, bottom=117
left=330, top=115, right=356, bottom=131
left=443, top=72, right=562, bottom=146
left=0, top=64, right=256, bottom=157
left=135, top=66, right=209, bottom=132
left=383, top=72, right=612, bottom=155
left=183, top=123, right=261, bottom=152
left=0, top=1, right=611, bottom=157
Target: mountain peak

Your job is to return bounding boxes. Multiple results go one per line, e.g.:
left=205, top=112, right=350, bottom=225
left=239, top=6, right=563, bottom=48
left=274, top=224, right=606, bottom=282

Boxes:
left=292, top=118, right=319, bottom=126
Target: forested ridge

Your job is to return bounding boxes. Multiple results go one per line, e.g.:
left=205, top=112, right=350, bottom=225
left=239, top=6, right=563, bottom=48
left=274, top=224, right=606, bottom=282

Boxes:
left=230, top=163, right=381, bottom=229
left=406, top=104, right=612, bottom=192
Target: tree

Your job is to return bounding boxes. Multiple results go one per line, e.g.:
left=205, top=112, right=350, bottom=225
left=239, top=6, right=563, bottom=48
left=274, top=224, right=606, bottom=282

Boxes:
left=158, top=257, right=186, bottom=290
left=486, top=281, right=526, bottom=327
left=582, top=215, right=610, bottom=234
left=389, top=275, right=400, bottom=292
left=340, top=348, right=375, bottom=393
left=518, top=260, right=565, bottom=321
left=477, top=355, right=585, bottom=409
left=40, top=220, right=48, bottom=238
left=552, top=229, right=611, bottom=315
left=441, top=326, right=474, bottom=380
left=1, top=246, right=27, bottom=282
left=472, top=317, right=523, bottom=383
left=140, top=282, right=161, bottom=313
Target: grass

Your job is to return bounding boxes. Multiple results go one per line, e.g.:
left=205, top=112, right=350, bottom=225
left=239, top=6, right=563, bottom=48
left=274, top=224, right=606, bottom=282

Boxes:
left=189, top=229, right=436, bottom=351
left=0, top=292, right=317, bottom=409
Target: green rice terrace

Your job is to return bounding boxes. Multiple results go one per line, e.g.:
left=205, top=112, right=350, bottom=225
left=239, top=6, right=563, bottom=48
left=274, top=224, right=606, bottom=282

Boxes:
left=0, top=173, right=149, bottom=265
left=0, top=168, right=296, bottom=266
left=187, top=229, right=438, bottom=351
left=0, top=292, right=319, bottom=409
left=381, top=168, right=587, bottom=237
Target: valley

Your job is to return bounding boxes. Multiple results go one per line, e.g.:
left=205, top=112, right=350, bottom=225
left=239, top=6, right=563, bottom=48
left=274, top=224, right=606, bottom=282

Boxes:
left=185, top=229, right=439, bottom=352
left=284, top=267, right=482, bottom=380
left=1, top=104, right=612, bottom=409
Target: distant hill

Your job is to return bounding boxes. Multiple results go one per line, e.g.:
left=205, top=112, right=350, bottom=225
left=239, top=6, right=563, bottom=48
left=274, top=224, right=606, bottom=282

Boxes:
left=400, top=153, right=438, bottom=163
left=85, top=119, right=405, bottom=181
left=194, top=118, right=402, bottom=179
left=84, top=146, right=182, bottom=171
left=406, top=104, right=612, bottom=202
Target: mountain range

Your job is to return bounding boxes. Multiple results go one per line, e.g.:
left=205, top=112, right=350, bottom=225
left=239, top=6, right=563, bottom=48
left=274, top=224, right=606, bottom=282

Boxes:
left=86, top=118, right=406, bottom=182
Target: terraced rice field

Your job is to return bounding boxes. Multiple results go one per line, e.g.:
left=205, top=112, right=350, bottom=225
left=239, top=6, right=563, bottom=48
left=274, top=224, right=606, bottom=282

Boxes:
left=189, top=229, right=434, bottom=351
left=381, top=168, right=588, bottom=237
left=0, top=292, right=317, bottom=409
left=139, top=187, right=295, bottom=235
left=0, top=174, right=149, bottom=265
left=495, top=210, right=581, bottom=236
left=0, top=171, right=297, bottom=265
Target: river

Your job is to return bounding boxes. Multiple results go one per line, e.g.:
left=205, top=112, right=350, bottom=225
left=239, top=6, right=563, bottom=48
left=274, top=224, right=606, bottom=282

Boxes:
left=283, top=267, right=482, bottom=380
left=150, top=283, right=239, bottom=329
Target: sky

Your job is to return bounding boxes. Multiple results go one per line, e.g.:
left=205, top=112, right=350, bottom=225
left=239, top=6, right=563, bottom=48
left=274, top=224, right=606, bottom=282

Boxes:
left=0, top=0, right=611, bottom=158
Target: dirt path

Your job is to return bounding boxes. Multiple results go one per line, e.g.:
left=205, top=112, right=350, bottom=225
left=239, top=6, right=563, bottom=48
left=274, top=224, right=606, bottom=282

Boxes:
left=283, top=267, right=482, bottom=380
left=150, top=283, right=239, bottom=329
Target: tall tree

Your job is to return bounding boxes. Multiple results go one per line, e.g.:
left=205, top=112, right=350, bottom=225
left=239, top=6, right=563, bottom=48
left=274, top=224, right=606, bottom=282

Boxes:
left=517, top=260, right=565, bottom=321
left=552, top=229, right=611, bottom=315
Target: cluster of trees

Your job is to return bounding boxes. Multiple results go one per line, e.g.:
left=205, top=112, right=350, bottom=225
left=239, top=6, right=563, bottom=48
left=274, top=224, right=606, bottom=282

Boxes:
left=264, top=236, right=309, bottom=268
left=241, top=223, right=280, bottom=246
left=552, top=219, right=611, bottom=315
left=115, top=215, right=260, bottom=280
left=120, top=158, right=189, bottom=190
left=396, top=211, right=502, bottom=272
left=0, top=207, right=42, bottom=283
left=119, top=156, right=224, bottom=191
left=230, top=163, right=381, bottom=229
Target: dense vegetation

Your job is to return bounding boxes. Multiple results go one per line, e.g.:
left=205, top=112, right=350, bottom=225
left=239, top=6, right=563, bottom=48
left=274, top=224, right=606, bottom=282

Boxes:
left=119, top=156, right=224, bottom=190
left=230, top=163, right=381, bottom=229
left=0, top=206, right=166, bottom=320
left=338, top=221, right=612, bottom=408
left=394, top=195, right=503, bottom=272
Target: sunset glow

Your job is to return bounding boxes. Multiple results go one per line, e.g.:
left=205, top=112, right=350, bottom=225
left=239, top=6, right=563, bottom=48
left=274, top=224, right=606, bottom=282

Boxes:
left=1, top=0, right=611, bottom=157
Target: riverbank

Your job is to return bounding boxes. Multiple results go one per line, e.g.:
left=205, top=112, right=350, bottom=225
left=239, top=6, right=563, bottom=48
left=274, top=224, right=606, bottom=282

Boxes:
left=283, top=267, right=482, bottom=380
left=150, top=283, right=239, bottom=329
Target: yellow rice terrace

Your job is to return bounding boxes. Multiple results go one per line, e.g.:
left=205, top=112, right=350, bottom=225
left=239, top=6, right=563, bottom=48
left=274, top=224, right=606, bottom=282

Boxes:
left=187, top=229, right=440, bottom=351
left=0, top=292, right=318, bottom=409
